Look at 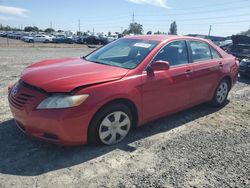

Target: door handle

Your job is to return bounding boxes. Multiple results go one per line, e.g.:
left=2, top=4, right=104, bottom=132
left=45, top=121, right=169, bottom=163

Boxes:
left=219, top=62, right=223, bottom=68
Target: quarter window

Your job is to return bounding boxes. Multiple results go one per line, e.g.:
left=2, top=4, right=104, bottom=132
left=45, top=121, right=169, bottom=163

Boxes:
left=210, top=47, right=221, bottom=59
left=153, top=40, right=188, bottom=66
left=189, top=40, right=212, bottom=62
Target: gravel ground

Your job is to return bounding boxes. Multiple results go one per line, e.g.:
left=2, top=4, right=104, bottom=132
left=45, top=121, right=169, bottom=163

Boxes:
left=0, top=40, right=249, bottom=188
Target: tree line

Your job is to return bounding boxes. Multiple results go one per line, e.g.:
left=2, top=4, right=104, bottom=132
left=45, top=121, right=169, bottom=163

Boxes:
left=0, top=24, right=57, bottom=33
left=0, top=21, right=178, bottom=35
left=1, top=22, right=249, bottom=36
left=123, top=21, right=177, bottom=35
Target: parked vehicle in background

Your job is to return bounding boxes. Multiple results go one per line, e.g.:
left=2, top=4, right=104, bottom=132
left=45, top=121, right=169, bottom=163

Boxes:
left=23, top=34, right=53, bottom=43
left=75, top=35, right=88, bottom=44
left=226, top=35, right=250, bottom=60
left=82, top=35, right=108, bottom=45
left=7, top=32, right=23, bottom=40
left=52, top=35, right=74, bottom=44
left=8, top=35, right=238, bottom=146
left=239, top=58, right=250, bottom=77
left=0, top=32, right=8, bottom=37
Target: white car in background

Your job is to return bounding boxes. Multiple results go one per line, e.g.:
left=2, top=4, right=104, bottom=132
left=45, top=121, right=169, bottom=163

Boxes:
left=24, top=34, right=54, bottom=43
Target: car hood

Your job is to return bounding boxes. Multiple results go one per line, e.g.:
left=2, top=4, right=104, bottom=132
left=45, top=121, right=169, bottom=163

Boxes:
left=21, top=58, right=129, bottom=92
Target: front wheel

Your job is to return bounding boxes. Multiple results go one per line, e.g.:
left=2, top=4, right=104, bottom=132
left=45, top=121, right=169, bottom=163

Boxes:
left=210, top=79, right=229, bottom=107
left=88, top=103, right=132, bottom=145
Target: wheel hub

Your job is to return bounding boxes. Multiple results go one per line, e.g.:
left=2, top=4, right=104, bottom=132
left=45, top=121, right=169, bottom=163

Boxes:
left=98, top=111, right=131, bottom=145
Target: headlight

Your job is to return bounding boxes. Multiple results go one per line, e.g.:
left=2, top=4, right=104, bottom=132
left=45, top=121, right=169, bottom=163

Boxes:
left=37, top=94, right=89, bottom=109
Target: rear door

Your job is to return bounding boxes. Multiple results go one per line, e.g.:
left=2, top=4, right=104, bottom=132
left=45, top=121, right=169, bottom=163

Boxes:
left=34, top=35, right=42, bottom=42
left=142, top=40, right=193, bottom=122
left=187, top=40, right=223, bottom=104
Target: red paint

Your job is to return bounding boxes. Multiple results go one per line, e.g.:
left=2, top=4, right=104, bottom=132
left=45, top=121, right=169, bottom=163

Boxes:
left=8, top=35, right=238, bottom=145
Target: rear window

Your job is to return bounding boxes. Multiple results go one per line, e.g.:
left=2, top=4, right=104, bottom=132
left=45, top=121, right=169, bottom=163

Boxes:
left=189, top=40, right=212, bottom=62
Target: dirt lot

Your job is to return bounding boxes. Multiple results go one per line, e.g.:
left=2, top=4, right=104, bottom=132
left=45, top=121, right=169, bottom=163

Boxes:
left=0, top=37, right=249, bottom=188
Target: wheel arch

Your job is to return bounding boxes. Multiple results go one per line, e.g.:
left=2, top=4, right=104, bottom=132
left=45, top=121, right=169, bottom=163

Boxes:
left=91, top=98, right=138, bottom=127
left=222, top=75, right=232, bottom=90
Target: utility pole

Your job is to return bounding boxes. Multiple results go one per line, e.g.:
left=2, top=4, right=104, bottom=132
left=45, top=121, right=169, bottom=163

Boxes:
left=208, top=25, right=212, bottom=37
left=92, top=28, right=95, bottom=35
left=132, top=12, right=135, bottom=23
left=78, top=19, right=81, bottom=33
left=50, top=21, right=52, bottom=28
left=121, top=27, right=123, bottom=34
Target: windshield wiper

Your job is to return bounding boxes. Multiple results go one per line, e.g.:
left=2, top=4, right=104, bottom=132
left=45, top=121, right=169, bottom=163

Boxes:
left=85, top=59, right=108, bottom=65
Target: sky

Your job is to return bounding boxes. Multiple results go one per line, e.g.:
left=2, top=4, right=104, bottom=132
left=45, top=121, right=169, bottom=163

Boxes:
left=0, top=0, right=250, bottom=36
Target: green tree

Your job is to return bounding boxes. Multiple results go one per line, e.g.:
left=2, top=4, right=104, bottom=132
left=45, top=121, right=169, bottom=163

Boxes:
left=33, top=26, right=39, bottom=32
left=123, top=29, right=129, bottom=35
left=239, top=29, right=250, bottom=36
left=128, top=22, right=143, bottom=35
left=44, top=28, right=55, bottom=33
left=24, top=26, right=39, bottom=32
left=169, top=21, right=177, bottom=35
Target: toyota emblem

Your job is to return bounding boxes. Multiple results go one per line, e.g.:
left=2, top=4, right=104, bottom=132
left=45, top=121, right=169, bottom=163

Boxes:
left=11, top=83, right=19, bottom=96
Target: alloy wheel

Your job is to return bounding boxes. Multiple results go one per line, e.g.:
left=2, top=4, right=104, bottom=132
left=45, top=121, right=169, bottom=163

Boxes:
left=216, top=82, right=228, bottom=104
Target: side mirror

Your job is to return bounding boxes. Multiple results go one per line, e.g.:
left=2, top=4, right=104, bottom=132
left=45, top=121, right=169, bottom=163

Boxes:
left=147, top=60, right=170, bottom=72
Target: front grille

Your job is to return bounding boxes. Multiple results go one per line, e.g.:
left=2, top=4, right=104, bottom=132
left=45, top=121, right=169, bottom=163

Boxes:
left=8, top=80, right=42, bottom=110
left=9, top=92, right=34, bottom=110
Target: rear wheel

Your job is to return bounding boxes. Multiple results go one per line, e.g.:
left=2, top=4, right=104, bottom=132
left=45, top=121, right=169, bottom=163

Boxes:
left=88, top=103, right=132, bottom=145
left=210, top=79, right=229, bottom=107
left=29, top=39, right=34, bottom=43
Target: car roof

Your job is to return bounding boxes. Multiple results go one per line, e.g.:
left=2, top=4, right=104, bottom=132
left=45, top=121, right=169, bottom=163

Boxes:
left=124, top=35, right=207, bottom=42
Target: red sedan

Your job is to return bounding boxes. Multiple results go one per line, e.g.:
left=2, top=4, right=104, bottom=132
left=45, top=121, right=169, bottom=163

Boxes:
left=8, top=35, right=238, bottom=145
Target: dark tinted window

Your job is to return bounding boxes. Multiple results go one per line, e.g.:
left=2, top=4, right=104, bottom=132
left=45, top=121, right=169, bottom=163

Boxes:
left=190, top=40, right=212, bottom=62
left=153, top=40, right=188, bottom=66
left=210, top=47, right=221, bottom=59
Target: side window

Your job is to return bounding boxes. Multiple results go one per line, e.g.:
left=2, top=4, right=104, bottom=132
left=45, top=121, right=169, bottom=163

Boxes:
left=154, top=40, right=188, bottom=66
left=210, top=47, right=221, bottom=59
left=189, top=40, right=212, bottom=62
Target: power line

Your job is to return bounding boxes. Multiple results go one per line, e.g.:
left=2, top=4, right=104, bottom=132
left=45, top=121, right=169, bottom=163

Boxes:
left=136, top=5, right=250, bottom=16
left=75, top=12, right=250, bottom=26
left=160, top=0, right=249, bottom=11
left=137, top=13, right=250, bottom=22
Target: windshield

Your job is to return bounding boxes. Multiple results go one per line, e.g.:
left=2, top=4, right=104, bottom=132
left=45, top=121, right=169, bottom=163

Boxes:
left=85, top=39, right=159, bottom=69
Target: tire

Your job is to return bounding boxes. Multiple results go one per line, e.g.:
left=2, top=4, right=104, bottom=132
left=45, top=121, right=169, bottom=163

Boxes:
left=44, top=39, right=49, bottom=43
left=210, top=79, right=230, bottom=107
left=88, top=103, right=133, bottom=145
left=29, top=39, right=34, bottom=43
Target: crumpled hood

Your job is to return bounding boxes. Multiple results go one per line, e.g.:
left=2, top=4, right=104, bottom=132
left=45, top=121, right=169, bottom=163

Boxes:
left=21, top=57, right=129, bottom=92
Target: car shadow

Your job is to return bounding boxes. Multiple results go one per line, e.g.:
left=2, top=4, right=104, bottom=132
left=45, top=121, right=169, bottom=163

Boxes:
left=0, top=102, right=228, bottom=176
left=238, top=76, right=250, bottom=84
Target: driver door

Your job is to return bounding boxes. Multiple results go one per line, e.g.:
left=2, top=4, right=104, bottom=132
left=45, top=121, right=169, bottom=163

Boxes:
left=142, top=40, right=193, bottom=122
